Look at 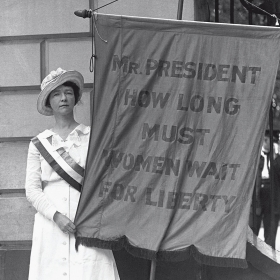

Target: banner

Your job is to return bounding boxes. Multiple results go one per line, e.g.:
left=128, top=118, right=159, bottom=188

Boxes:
left=74, top=14, right=280, bottom=267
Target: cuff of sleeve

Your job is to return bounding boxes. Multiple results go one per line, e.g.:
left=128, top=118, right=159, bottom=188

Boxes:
left=45, top=205, right=58, bottom=221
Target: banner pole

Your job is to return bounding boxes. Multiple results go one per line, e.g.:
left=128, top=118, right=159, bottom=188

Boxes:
left=149, top=260, right=156, bottom=280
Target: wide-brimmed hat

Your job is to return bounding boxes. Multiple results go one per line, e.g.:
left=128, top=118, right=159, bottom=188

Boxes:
left=37, top=67, right=84, bottom=116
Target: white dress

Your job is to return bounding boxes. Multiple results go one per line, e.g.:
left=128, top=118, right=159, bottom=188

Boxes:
left=25, top=124, right=119, bottom=280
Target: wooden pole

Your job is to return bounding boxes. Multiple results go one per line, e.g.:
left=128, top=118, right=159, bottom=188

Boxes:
left=149, top=260, right=156, bottom=280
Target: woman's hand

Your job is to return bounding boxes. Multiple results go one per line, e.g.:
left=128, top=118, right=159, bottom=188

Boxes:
left=53, top=211, right=76, bottom=234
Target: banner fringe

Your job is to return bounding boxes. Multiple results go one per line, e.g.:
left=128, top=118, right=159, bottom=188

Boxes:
left=75, top=236, right=248, bottom=268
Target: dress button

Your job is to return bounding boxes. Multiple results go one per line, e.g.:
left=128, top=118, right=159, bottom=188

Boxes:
left=63, top=272, right=67, bottom=276
left=62, top=257, right=66, bottom=261
left=63, top=197, right=67, bottom=201
left=63, top=241, right=67, bottom=245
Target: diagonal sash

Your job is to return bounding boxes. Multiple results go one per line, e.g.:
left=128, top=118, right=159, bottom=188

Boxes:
left=32, top=136, right=85, bottom=192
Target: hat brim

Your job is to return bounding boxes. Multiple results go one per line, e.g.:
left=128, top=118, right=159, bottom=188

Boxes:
left=37, top=70, right=84, bottom=116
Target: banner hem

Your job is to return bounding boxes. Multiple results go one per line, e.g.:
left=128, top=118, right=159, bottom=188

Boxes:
left=75, top=236, right=248, bottom=268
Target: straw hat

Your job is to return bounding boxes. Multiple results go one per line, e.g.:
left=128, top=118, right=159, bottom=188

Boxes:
left=37, top=68, right=84, bottom=116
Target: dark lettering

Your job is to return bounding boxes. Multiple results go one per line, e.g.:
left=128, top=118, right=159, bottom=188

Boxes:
left=224, top=98, right=240, bottom=115
left=184, top=62, right=196, bottom=78
left=152, top=157, right=166, bottom=174
left=124, top=89, right=137, bottom=106
left=203, top=64, right=217, bottom=81
left=190, top=95, right=204, bottom=112
left=210, top=195, right=221, bottom=211
left=202, top=162, right=219, bottom=179
left=165, top=158, right=180, bottom=176
left=138, top=91, right=151, bottom=107
left=231, top=66, right=247, bottom=83
left=171, top=61, right=183, bottom=78
left=142, top=123, right=160, bottom=141
left=166, top=192, right=180, bottom=209
left=145, top=188, right=157, bottom=206
left=162, top=125, right=177, bottom=142
left=99, top=181, right=112, bottom=197
left=217, top=65, right=230, bottom=81
left=158, top=60, right=170, bottom=77
left=229, top=164, right=241, bottom=180
left=110, top=183, right=125, bottom=200
left=112, top=55, right=129, bottom=72
left=151, top=92, right=170, bottom=108
left=146, top=59, right=158, bottom=75
left=249, top=67, right=261, bottom=84
left=134, top=155, right=153, bottom=172
left=124, top=186, right=137, bottom=202
left=123, top=154, right=135, bottom=170
left=186, top=161, right=207, bottom=177
left=207, top=97, right=222, bottom=114
left=178, top=192, right=192, bottom=209
left=129, top=62, right=139, bottom=74
left=178, top=127, right=194, bottom=145
left=222, top=195, right=236, bottom=213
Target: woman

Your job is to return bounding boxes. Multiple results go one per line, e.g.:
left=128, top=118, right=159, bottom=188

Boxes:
left=25, top=68, right=119, bottom=280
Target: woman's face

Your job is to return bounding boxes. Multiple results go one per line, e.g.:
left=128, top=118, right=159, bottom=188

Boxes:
left=49, top=85, right=76, bottom=115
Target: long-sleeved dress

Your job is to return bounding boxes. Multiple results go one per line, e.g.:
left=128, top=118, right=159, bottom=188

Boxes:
left=25, top=124, right=119, bottom=280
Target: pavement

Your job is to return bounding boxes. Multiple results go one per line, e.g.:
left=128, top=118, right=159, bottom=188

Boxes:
left=258, top=226, right=280, bottom=251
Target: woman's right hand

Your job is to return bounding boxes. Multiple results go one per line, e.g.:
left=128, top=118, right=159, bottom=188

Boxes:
left=53, top=211, right=76, bottom=234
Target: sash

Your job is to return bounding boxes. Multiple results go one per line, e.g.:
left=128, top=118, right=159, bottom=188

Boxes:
left=32, top=136, right=85, bottom=192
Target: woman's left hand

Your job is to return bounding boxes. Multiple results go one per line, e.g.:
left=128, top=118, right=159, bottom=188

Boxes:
left=53, top=211, right=76, bottom=234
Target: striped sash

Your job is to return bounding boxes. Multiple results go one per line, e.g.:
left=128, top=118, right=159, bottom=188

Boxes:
left=32, top=136, right=85, bottom=192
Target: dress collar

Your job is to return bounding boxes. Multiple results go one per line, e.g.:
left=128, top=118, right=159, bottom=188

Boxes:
left=39, top=124, right=90, bottom=150
left=74, top=123, right=90, bottom=136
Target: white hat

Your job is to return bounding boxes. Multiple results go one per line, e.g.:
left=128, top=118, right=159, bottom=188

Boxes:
left=37, top=68, right=84, bottom=116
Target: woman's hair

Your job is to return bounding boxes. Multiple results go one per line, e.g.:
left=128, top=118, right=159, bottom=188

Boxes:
left=45, top=81, right=80, bottom=107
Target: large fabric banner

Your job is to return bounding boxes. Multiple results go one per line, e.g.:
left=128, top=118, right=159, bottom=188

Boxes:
left=75, top=14, right=280, bottom=267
